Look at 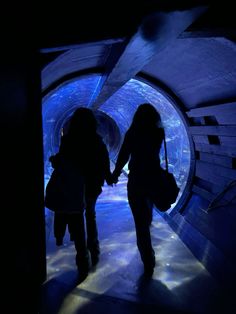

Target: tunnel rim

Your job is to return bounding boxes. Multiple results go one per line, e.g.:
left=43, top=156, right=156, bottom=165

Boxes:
left=42, top=72, right=196, bottom=214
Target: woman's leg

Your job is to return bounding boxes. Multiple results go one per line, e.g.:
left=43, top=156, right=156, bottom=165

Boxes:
left=68, top=213, right=89, bottom=280
left=85, top=190, right=100, bottom=265
left=128, top=180, right=155, bottom=274
left=53, top=212, right=67, bottom=246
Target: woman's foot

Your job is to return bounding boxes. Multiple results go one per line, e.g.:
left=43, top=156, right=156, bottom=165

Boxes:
left=143, top=251, right=155, bottom=277
left=143, top=264, right=155, bottom=277
left=88, top=244, right=100, bottom=266
left=90, top=252, right=99, bottom=266
left=77, top=267, right=89, bottom=284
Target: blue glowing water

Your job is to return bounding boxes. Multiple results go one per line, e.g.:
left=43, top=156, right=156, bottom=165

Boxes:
left=42, top=75, right=191, bottom=217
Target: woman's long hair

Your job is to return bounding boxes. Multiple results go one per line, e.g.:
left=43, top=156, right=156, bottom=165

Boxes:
left=66, top=107, right=97, bottom=138
left=130, top=103, right=162, bottom=132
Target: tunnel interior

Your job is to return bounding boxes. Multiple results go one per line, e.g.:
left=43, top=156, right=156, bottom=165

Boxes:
left=42, top=75, right=192, bottom=218
left=3, top=2, right=236, bottom=313
left=38, top=2, right=236, bottom=309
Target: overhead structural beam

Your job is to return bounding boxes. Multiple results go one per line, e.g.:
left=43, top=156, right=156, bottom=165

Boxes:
left=179, top=28, right=236, bottom=39
left=91, top=5, right=208, bottom=110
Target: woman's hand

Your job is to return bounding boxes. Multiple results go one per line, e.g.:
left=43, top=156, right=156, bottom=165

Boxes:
left=110, top=172, right=119, bottom=184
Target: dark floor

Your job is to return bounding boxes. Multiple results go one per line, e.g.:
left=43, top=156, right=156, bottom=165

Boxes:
left=40, top=174, right=236, bottom=314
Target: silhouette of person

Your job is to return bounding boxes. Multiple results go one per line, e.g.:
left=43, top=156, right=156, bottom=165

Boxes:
left=111, top=103, right=164, bottom=276
left=49, top=107, right=112, bottom=282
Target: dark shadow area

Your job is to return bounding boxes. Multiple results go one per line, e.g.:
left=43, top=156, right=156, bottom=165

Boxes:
left=39, top=270, right=79, bottom=314
left=51, top=269, right=190, bottom=314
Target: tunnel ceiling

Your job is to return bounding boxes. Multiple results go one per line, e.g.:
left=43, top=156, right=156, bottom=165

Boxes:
left=40, top=0, right=236, bottom=257
left=40, top=1, right=236, bottom=112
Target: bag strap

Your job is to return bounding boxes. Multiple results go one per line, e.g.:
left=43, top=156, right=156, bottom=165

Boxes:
left=163, top=130, right=168, bottom=172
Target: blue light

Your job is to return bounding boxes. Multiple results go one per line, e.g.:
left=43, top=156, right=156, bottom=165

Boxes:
left=42, top=75, right=191, bottom=214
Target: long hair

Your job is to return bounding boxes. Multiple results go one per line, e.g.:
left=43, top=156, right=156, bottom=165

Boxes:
left=130, top=103, right=161, bottom=131
left=67, top=107, right=97, bottom=137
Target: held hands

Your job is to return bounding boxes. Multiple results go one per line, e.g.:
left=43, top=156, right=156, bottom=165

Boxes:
left=110, top=172, right=119, bottom=185
left=106, top=172, right=119, bottom=186
left=106, top=173, right=114, bottom=186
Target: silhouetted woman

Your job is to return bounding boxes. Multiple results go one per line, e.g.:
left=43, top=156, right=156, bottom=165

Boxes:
left=111, top=103, right=164, bottom=276
left=49, top=107, right=112, bottom=282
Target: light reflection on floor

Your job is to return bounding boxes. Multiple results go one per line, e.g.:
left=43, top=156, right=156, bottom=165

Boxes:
left=42, top=174, right=234, bottom=314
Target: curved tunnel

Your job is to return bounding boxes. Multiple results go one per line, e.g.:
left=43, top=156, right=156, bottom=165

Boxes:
left=38, top=2, right=236, bottom=305
left=42, top=75, right=192, bottom=213
left=4, top=2, right=236, bottom=312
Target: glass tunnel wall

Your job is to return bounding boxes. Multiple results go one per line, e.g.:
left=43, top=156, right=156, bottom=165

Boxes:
left=42, top=75, right=191, bottom=235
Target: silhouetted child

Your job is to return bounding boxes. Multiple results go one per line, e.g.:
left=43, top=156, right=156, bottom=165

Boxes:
left=48, top=107, right=112, bottom=282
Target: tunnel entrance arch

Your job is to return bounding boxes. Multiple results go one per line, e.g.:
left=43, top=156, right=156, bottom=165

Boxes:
left=42, top=74, right=193, bottom=238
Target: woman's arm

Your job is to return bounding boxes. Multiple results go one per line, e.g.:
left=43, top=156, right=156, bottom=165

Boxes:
left=112, top=132, right=131, bottom=182
left=103, top=143, right=113, bottom=186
